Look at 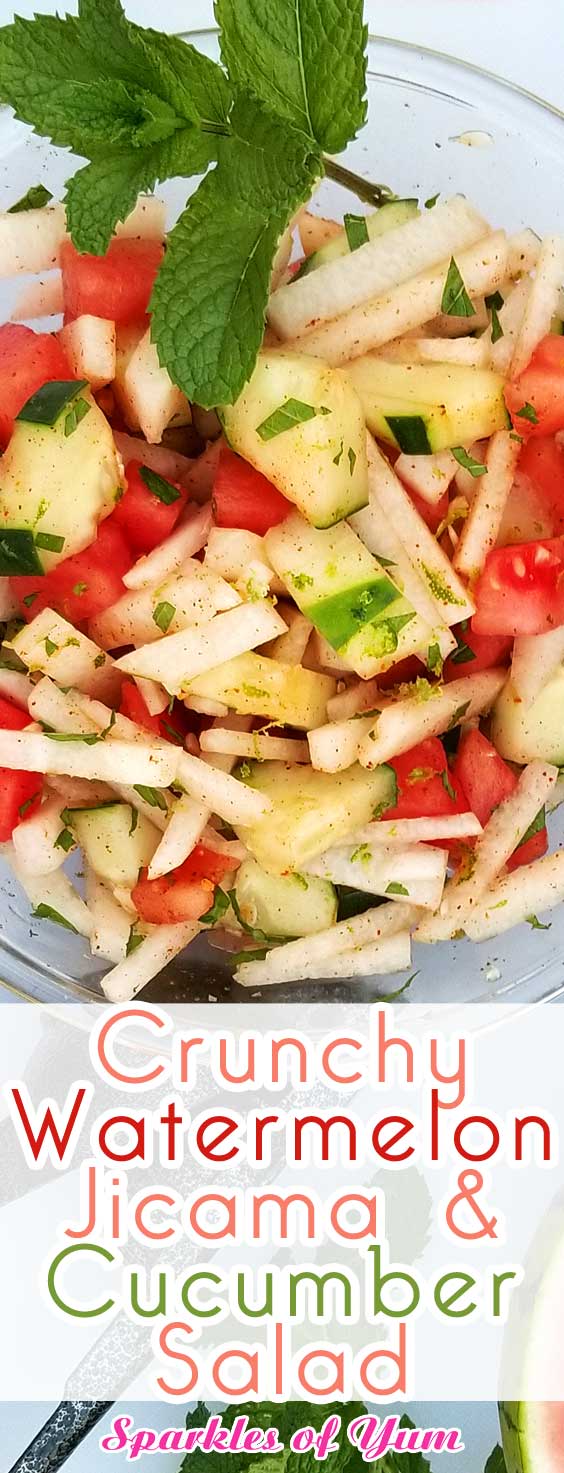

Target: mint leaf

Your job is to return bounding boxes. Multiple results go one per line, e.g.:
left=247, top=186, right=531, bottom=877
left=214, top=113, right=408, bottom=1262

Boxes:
left=9, top=183, right=53, bottom=212
left=151, top=97, right=321, bottom=407
left=484, top=1449, right=507, bottom=1473
left=215, top=0, right=367, bottom=152
left=65, top=131, right=214, bottom=255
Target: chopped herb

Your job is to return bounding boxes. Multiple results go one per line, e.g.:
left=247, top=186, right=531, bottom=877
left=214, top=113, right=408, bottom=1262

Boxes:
left=526, top=914, right=551, bottom=931
left=64, top=396, right=91, bottom=437
left=485, top=290, right=504, bottom=344
left=441, top=257, right=476, bottom=318
left=93, top=652, right=106, bottom=668
left=293, top=872, right=308, bottom=890
left=153, top=600, right=176, bottom=634
left=375, top=554, right=396, bottom=569
left=239, top=760, right=252, bottom=780
left=386, top=881, right=409, bottom=896
left=139, top=465, right=181, bottom=504
left=231, top=946, right=270, bottom=967
left=0, top=530, right=43, bottom=576
left=72, top=583, right=88, bottom=597
left=44, top=636, right=57, bottom=656
left=451, top=446, right=488, bottom=478
left=413, top=676, right=440, bottom=703
left=427, top=641, right=442, bottom=674
left=516, top=402, right=539, bottom=425
left=45, top=730, right=102, bottom=745
left=333, top=441, right=344, bottom=466
left=35, top=531, right=65, bottom=553
left=447, top=699, right=471, bottom=730
left=290, top=572, right=313, bottom=590
left=18, top=794, right=37, bottom=819
left=242, top=682, right=268, bottom=699
left=22, top=592, right=38, bottom=608
left=517, top=805, right=546, bottom=847
left=17, top=379, right=88, bottom=428
left=351, top=843, right=371, bottom=864
left=200, top=885, right=230, bottom=924
left=407, top=766, right=435, bottom=785
left=377, top=972, right=418, bottom=1001
left=129, top=806, right=139, bottom=835
left=450, top=635, right=476, bottom=665
left=54, top=827, right=74, bottom=852
left=133, top=784, right=168, bottom=810
left=425, top=193, right=440, bottom=209
left=441, top=769, right=456, bottom=801
left=32, top=903, right=78, bottom=933
left=348, top=446, right=357, bottom=475
left=344, top=212, right=369, bottom=250
left=509, top=431, right=524, bottom=443
left=257, top=399, right=322, bottom=441
left=160, top=719, right=184, bottom=745
left=126, top=926, right=144, bottom=956
left=8, top=183, right=53, bottom=212
left=435, top=501, right=469, bottom=539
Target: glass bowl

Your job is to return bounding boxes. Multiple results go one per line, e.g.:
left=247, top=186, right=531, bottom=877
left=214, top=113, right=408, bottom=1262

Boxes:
left=1, top=34, right=564, bottom=1004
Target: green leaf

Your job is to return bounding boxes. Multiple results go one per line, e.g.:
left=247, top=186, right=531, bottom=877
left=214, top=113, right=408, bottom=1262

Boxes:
left=526, top=913, right=551, bottom=931
left=441, top=256, right=476, bottom=318
left=344, top=212, right=369, bottom=250
left=257, top=398, right=322, bottom=441
left=425, top=192, right=439, bottom=209
left=151, top=98, right=321, bottom=407
left=426, top=641, right=442, bottom=674
left=484, top=1448, right=507, bottom=1473
left=516, top=401, right=539, bottom=425
left=17, top=379, right=88, bottom=428
left=200, top=885, right=231, bottom=924
left=386, top=881, right=409, bottom=896
left=54, top=828, right=75, bottom=853
left=486, top=291, right=504, bottom=344
left=517, top=804, right=546, bottom=847
left=228, top=887, right=276, bottom=944
left=0, top=530, right=43, bottom=576
left=126, top=925, right=144, bottom=956
left=8, top=183, right=53, bottom=212
left=215, top=0, right=367, bottom=153
left=32, top=903, right=79, bottom=934
left=139, top=465, right=181, bottom=504
left=451, top=446, right=488, bottom=477
left=65, top=129, right=216, bottom=255
left=36, top=533, right=65, bottom=554
left=153, top=600, right=175, bottom=633
left=133, top=783, right=168, bottom=810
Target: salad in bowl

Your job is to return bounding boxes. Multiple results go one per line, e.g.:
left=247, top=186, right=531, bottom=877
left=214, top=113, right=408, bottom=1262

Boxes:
left=0, top=1, right=563, bottom=1001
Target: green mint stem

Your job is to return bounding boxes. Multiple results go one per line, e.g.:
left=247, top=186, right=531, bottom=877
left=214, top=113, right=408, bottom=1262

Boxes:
left=323, top=155, right=395, bottom=208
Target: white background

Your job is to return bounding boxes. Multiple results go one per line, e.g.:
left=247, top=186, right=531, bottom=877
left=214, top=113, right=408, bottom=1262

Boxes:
left=1, top=0, right=563, bottom=1468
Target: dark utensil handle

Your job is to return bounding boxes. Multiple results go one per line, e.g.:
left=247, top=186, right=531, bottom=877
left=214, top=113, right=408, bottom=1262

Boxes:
left=8, top=1401, right=113, bottom=1473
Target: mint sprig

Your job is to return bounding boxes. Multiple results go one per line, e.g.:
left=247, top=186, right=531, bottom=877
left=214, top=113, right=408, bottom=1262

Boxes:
left=0, top=0, right=373, bottom=405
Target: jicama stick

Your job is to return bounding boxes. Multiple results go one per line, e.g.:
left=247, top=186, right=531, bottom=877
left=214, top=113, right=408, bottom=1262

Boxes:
left=184, top=695, right=229, bottom=718
left=200, top=728, right=310, bottom=763
left=121, top=327, right=191, bottom=444
left=453, top=431, right=521, bottom=579
left=354, top=813, right=483, bottom=844
left=489, top=277, right=531, bottom=374
left=236, top=927, right=413, bottom=987
left=0, top=670, right=33, bottom=710
left=511, top=235, right=564, bottom=378
left=327, top=679, right=383, bottom=722
left=235, top=897, right=416, bottom=984
left=204, top=528, right=284, bottom=597
left=11, top=272, right=64, bottom=321
left=463, top=848, right=564, bottom=941
left=383, top=336, right=490, bottom=368
left=298, top=210, right=342, bottom=256
left=58, top=315, right=116, bottom=391
left=425, top=298, right=489, bottom=338
left=0, top=728, right=177, bottom=786
left=511, top=625, right=564, bottom=706
left=364, top=435, right=475, bottom=624
left=134, top=676, right=168, bottom=716
left=115, top=600, right=286, bottom=690
left=395, top=450, right=458, bottom=506
left=283, top=232, right=508, bottom=364
left=147, top=794, right=209, bottom=880
left=11, top=853, right=93, bottom=938
left=0, top=195, right=165, bottom=278
left=415, top=760, right=558, bottom=942
left=264, top=605, right=313, bottom=665
left=308, top=714, right=374, bottom=773
left=123, top=505, right=213, bottom=590
left=269, top=197, right=487, bottom=339
left=506, top=227, right=542, bottom=277
left=12, top=793, right=73, bottom=875
left=85, top=864, right=132, bottom=963
left=10, top=609, right=121, bottom=703
left=358, top=668, right=507, bottom=768
left=309, top=841, right=448, bottom=910
left=90, top=564, right=239, bottom=649
left=101, top=921, right=200, bottom=1002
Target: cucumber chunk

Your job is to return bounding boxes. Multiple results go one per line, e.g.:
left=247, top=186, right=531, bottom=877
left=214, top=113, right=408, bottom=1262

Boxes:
left=67, top=802, right=160, bottom=888
left=346, top=357, right=509, bottom=453
left=185, top=651, right=335, bottom=729
left=235, top=760, right=397, bottom=874
left=234, top=859, right=337, bottom=937
left=302, top=200, right=420, bottom=275
left=221, top=351, right=368, bottom=527
left=0, top=386, right=122, bottom=573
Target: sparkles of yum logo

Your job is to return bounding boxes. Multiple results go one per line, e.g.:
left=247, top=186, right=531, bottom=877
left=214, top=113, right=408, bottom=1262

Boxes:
left=2, top=1003, right=557, bottom=1403
left=99, top=1411, right=465, bottom=1463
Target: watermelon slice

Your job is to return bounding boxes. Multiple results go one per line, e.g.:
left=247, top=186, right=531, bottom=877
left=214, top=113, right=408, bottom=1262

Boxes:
left=500, top=1403, right=564, bottom=1472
